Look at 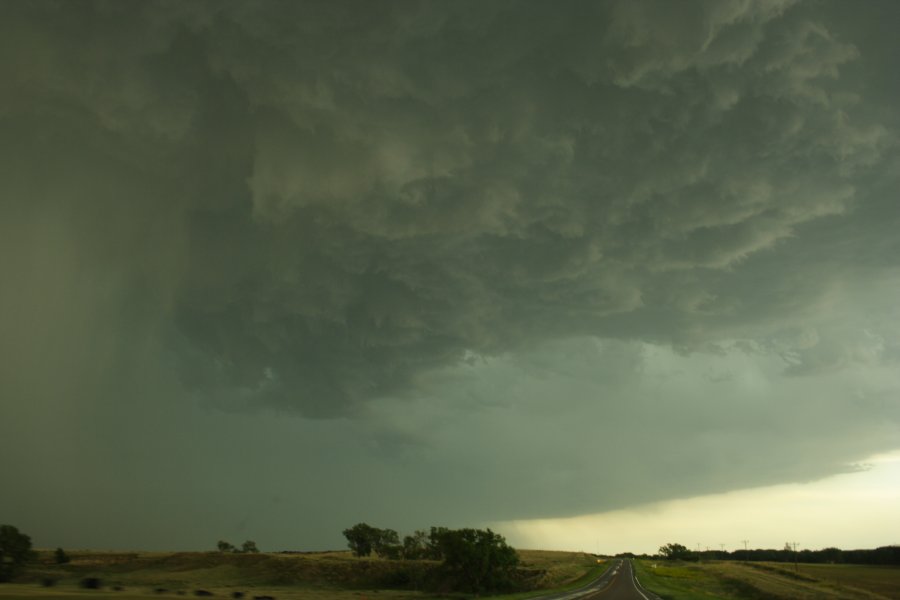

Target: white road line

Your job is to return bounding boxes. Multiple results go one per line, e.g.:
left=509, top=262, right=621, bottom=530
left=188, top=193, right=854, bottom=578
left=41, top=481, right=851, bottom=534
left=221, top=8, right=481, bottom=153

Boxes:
left=531, top=562, right=628, bottom=600
left=632, top=577, right=651, bottom=600
left=628, top=561, right=653, bottom=600
left=529, top=559, right=623, bottom=600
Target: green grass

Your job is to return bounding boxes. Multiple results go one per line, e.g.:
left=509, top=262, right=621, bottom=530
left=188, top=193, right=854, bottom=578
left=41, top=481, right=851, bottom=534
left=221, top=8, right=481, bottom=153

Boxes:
left=633, top=559, right=762, bottom=600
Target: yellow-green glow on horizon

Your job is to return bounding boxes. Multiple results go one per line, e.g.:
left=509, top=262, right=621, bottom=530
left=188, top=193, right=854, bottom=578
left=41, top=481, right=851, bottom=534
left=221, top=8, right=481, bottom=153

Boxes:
left=498, top=450, right=900, bottom=554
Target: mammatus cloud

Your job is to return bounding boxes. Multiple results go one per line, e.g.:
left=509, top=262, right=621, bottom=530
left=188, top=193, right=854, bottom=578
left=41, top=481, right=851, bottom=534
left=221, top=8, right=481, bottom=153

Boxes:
left=1, top=0, right=898, bottom=549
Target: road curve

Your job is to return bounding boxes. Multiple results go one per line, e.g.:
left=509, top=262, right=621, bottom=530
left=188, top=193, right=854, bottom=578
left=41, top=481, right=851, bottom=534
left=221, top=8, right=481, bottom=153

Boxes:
left=531, top=559, right=660, bottom=600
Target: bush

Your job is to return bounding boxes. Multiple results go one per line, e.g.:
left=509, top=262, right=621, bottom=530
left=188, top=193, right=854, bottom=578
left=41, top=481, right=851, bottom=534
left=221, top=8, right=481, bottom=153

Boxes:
left=434, top=528, right=519, bottom=594
left=80, top=577, right=102, bottom=589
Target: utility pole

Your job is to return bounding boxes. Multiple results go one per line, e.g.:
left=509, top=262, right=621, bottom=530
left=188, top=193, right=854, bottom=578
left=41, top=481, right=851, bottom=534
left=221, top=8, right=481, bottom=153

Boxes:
left=790, top=542, right=799, bottom=573
left=741, top=540, right=749, bottom=562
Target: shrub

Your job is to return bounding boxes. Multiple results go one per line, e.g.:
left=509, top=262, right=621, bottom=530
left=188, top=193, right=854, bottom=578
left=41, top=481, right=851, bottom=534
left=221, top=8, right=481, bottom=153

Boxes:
left=80, top=577, right=102, bottom=589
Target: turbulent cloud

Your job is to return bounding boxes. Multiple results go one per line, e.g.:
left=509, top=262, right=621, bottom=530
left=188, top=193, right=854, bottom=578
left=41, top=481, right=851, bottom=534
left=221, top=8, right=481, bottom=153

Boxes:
left=1, top=0, right=899, bottom=549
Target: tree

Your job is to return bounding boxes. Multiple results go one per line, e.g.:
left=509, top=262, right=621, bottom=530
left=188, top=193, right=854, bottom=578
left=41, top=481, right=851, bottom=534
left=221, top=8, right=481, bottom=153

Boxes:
left=342, top=523, right=381, bottom=557
left=426, top=526, right=451, bottom=560
left=820, top=547, right=842, bottom=563
left=0, top=525, right=33, bottom=582
left=216, top=540, right=235, bottom=553
left=438, top=528, right=519, bottom=594
left=53, top=547, right=70, bottom=565
left=659, top=543, right=691, bottom=560
left=241, top=540, right=259, bottom=553
left=402, top=530, right=428, bottom=560
left=372, top=528, right=401, bottom=559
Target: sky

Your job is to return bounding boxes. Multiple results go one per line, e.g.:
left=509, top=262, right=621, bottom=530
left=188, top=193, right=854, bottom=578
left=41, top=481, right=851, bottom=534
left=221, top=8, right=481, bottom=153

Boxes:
left=1, top=0, right=898, bottom=554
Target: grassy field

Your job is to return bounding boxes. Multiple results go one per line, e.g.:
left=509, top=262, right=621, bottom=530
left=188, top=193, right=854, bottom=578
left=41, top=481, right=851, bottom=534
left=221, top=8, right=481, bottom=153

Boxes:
left=791, top=563, right=900, bottom=598
left=0, top=549, right=601, bottom=600
left=632, top=560, right=758, bottom=600
left=482, top=555, right=611, bottom=600
left=9, top=552, right=897, bottom=600
left=633, top=559, right=900, bottom=600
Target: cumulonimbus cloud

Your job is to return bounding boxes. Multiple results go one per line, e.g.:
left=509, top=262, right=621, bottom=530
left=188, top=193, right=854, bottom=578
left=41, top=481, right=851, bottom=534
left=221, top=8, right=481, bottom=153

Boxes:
left=0, top=0, right=896, bottom=420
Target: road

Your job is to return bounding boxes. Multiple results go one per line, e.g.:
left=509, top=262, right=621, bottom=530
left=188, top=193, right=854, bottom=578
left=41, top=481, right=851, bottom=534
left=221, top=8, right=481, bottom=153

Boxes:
left=532, top=559, right=661, bottom=600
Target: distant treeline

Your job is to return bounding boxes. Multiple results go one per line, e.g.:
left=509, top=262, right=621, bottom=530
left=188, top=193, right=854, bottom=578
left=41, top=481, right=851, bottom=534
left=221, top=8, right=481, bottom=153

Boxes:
left=642, top=544, right=900, bottom=565
left=732, top=546, right=900, bottom=565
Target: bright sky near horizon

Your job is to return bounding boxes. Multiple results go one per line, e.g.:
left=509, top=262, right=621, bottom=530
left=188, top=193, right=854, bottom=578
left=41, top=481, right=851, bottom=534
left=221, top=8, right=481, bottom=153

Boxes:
left=499, top=450, right=900, bottom=555
left=1, top=0, right=899, bottom=553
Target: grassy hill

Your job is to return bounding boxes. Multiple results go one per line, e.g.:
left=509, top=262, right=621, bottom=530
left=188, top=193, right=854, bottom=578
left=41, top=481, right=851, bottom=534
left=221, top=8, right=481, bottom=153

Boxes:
left=0, top=549, right=601, bottom=600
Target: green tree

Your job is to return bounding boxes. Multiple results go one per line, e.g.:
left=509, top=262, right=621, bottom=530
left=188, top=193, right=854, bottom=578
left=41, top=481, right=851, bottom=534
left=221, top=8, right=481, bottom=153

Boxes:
left=402, top=530, right=428, bottom=560
left=53, top=547, right=70, bottom=565
left=342, top=523, right=381, bottom=557
left=426, top=526, right=451, bottom=560
left=438, top=528, right=519, bottom=594
left=659, top=543, right=691, bottom=560
left=374, top=528, right=401, bottom=559
left=0, top=525, right=33, bottom=582
left=241, top=540, right=259, bottom=553
left=217, top=540, right=235, bottom=553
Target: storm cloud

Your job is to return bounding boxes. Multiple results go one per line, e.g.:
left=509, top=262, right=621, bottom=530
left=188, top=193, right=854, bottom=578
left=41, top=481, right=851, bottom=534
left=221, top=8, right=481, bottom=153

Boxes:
left=1, top=0, right=898, bottom=550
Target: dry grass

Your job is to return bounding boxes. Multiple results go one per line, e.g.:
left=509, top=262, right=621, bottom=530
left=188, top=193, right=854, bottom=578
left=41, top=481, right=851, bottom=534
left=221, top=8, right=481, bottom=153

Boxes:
left=515, top=549, right=599, bottom=589
left=740, top=562, right=900, bottom=599
left=6, top=550, right=438, bottom=599
left=0, top=549, right=599, bottom=600
left=634, top=559, right=900, bottom=600
left=0, top=584, right=429, bottom=600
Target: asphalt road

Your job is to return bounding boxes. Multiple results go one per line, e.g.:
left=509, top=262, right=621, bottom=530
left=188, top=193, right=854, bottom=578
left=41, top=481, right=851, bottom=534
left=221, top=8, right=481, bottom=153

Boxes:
left=532, top=559, right=661, bottom=600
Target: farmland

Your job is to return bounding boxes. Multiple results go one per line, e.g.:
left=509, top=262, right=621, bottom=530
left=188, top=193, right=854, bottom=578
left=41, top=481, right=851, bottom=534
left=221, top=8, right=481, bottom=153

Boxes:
left=633, top=559, right=900, bottom=600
